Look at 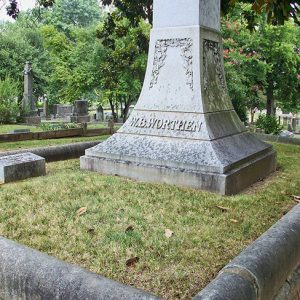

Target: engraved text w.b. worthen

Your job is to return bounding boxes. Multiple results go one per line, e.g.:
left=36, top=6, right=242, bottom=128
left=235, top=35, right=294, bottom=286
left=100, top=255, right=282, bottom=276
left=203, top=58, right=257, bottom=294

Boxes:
left=129, top=117, right=203, bottom=132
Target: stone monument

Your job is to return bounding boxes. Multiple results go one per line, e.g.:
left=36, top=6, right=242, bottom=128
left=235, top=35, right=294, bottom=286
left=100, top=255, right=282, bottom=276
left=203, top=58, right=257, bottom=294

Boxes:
left=71, top=100, right=91, bottom=123
left=22, top=62, right=41, bottom=124
left=43, top=97, right=49, bottom=119
left=81, top=0, right=276, bottom=195
left=53, top=104, right=73, bottom=120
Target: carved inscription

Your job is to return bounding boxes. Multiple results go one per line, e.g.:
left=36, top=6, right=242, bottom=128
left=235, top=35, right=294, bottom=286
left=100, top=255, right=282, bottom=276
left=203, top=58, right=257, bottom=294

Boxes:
left=203, top=39, right=226, bottom=92
left=129, top=117, right=203, bottom=133
left=150, top=38, right=194, bottom=90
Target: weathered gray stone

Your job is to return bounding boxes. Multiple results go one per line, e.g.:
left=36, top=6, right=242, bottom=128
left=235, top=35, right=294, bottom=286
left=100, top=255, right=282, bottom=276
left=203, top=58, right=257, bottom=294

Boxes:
left=275, top=265, right=300, bottom=300
left=22, top=61, right=34, bottom=113
left=254, top=133, right=300, bottom=146
left=71, top=100, right=91, bottom=123
left=0, top=141, right=101, bottom=162
left=54, top=104, right=73, bottom=118
left=193, top=204, right=300, bottom=300
left=280, top=130, right=294, bottom=138
left=22, top=62, right=41, bottom=124
left=43, top=97, right=49, bottom=118
left=80, top=0, right=276, bottom=195
left=0, top=153, right=45, bottom=183
left=0, top=237, right=161, bottom=300
left=9, top=129, right=31, bottom=134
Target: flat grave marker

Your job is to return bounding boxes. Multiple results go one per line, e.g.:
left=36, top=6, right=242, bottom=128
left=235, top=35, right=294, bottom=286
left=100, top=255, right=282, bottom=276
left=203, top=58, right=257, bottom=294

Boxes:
left=0, top=153, right=46, bottom=184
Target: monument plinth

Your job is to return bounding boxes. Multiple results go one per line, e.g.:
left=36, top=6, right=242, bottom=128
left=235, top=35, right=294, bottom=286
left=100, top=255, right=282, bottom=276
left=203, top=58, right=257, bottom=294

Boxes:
left=81, top=0, right=276, bottom=195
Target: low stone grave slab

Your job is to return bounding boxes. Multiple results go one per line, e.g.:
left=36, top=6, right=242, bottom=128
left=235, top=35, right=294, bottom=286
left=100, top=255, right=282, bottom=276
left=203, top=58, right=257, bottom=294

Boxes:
left=0, top=153, right=46, bottom=184
left=9, top=129, right=31, bottom=134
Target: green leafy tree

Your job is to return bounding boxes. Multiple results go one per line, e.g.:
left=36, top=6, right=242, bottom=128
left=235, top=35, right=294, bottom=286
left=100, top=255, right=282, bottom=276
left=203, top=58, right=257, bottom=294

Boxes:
left=101, top=0, right=299, bottom=28
left=97, top=16, right=149, bottom=121
left=43, top=0, right=102, bottom=32
left=223, top=6, right=300, bottom=118
left=0, top=19, right=50, bottom=103
left=40, top=24, right=104, bottom=104
left=0, top=77, right=19, bottom=123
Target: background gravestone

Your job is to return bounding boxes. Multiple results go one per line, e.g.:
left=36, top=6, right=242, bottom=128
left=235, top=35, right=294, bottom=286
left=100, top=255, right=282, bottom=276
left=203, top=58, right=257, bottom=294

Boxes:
left=96, top=106, right=104, bottom=122
left=71, top=100, right=91, bottom=123
left=53, top=104, right=73, bottom=120
left=22, top=62, right=41, bottom=124
left=81, top=0, right=277, bottom=195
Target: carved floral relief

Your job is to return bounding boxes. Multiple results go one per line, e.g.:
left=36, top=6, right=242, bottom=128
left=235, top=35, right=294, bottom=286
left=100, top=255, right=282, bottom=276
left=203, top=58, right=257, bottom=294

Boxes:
left=150, top=38, right=194, bottom=90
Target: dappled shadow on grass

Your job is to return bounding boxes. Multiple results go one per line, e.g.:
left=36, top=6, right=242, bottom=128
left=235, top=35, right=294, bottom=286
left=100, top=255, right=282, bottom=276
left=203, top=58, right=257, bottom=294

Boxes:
left=0, top=143, right=299, bottom=299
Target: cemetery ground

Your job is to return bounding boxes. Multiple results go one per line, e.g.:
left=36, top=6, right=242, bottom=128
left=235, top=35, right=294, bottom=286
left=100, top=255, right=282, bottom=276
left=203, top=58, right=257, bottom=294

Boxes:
left=0, top=141, right=299, bottom=299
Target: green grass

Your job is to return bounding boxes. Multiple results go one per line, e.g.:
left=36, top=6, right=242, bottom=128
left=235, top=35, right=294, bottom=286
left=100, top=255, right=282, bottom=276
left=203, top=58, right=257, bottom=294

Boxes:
left=0, top=124, right=41, bottom=134
left=0, top=143, right=299, bottom=299
left=0, top=136, right=108, bottom=152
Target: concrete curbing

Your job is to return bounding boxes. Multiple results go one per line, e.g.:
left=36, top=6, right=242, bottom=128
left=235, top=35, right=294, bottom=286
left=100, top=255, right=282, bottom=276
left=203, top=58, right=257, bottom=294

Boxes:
left=0, top=141, right=101, bottom=162
left=0, top=237, right=160, bottom=300
left=254, top=133, right=300, bottom=146
left=193, top=204, right=300, bottom=300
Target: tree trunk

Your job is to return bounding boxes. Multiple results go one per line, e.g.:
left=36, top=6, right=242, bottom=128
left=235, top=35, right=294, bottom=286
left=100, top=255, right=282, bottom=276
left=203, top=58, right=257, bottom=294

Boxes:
left=122, top=97, right=132, bottom=123
left=266, top=75, right=275, bottom=116
left=251, top=109, right=255, bottom=124
left=108, top=98, right=117, bottom=122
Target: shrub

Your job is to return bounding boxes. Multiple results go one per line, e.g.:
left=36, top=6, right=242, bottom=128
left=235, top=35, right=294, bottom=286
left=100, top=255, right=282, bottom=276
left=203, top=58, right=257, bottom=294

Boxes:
left=39, top=122, right=79, bottom=131
left=0, top=77, right=20, bottom=124
left=256, top=114, right=283, bottom=135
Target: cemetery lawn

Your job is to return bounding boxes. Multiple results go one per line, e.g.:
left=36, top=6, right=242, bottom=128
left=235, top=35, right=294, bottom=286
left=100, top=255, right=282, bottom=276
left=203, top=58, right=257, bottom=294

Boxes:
left=0, top=136, right=108, bottom=152
left=0, top=143, right=299, bottom=299
left=0, top=124, right=41, bottom=134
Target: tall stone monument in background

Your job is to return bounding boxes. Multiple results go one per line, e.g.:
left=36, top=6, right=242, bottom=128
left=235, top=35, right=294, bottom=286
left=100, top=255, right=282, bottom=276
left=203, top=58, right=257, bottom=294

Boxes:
left=22, top=62, right=41, bottom=124
left=81, top=0, right=276, bottom=195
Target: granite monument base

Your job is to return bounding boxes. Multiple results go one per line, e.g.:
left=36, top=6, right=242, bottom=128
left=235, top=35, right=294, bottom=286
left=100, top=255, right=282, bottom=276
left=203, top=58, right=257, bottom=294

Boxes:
left=80, top=151, right=276, bottom=195
left=80, top=133, right=277, bottom=195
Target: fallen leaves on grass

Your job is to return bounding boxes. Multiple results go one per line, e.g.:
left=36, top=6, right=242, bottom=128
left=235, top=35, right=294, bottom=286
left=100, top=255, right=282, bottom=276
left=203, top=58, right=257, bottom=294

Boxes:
left=76, top=207, right=87, bottom=217
left=165, top=229, right=173, bottom=238
left=230, top=219, right=239, bottom=224
left=292, top=195, right=300, bottom=203
left=215, top=205, right=230, bottom=212
left=87, top=228, right=95, bottom=234
left=125, top=225, right=134, bottom=233
left=126, top=257, right=139, bottom=268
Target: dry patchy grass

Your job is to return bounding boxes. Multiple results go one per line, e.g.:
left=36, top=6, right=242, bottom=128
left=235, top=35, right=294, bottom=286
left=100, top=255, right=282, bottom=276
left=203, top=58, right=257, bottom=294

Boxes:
left=0, top=143, right=299, bottom=299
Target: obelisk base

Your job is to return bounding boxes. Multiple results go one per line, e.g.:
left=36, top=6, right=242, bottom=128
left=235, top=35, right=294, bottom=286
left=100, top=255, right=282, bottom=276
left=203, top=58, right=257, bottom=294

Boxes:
left=80, top=149, right=276, bottom=195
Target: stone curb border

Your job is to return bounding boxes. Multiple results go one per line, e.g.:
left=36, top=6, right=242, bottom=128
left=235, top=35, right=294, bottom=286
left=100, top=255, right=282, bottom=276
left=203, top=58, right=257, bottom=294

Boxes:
left=0, top=127, right=113, bottom=143
left=254, top=133, right=300, bottom=146
left=193, top=204, right=300, bottom=300
left=0, top=237, right=160, bottom=300
left=0, top=141, right=101, bottom=162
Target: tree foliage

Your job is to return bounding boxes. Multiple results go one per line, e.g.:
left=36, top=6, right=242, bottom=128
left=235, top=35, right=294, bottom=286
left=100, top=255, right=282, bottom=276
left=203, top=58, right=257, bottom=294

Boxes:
left=0, top=19, right=50, bottom=100
left=40, top=24, right=104, bottom=104
left=223, top=4, right=300, bottom=119
left=0, top=77, right=19, bottom=123
left=97, top=16, right=149, bottom=120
